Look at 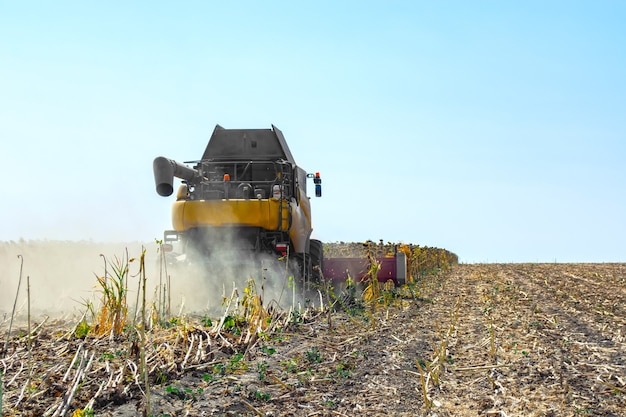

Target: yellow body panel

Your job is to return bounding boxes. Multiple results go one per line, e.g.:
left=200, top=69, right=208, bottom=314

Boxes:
left=172, top=199, right=290, bottom=231
left=172, top=190, right=313, bottom=253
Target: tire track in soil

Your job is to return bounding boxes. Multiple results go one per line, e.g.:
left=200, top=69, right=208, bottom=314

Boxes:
left=458, top=264, right=625, bottom=416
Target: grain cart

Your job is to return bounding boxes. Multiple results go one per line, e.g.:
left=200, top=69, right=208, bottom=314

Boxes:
left=153, top=125, right=323, bottom=282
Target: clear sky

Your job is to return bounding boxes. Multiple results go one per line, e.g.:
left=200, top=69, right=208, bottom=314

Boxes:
left=1, top=1, right=624, bottom=263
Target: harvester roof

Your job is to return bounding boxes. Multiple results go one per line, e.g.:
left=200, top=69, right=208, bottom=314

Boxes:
left=202, top=125, right=296, bottom=163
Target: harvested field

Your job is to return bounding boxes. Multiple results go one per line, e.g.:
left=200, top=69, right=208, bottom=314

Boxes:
left=2, top=263, right=625, bottom=416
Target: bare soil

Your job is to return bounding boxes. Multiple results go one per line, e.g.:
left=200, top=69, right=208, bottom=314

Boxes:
left=2, top=263, right=625, bottom=416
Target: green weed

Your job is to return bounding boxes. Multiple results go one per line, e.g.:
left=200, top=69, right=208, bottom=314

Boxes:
left=305, top=347, right=322, bottom=364
left=257, top=361, right=268, bottom=381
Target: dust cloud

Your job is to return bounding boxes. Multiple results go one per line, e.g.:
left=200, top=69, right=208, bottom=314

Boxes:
left=166, top=228, right=305, bottom=315
left=0, top=238, right=302, bottom=323
left=0, top=241, right=159, bottom=320
left=169, top=252, right=297, bottom=316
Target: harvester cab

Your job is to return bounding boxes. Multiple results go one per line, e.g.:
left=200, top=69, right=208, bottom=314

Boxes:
left=153, top=125, right=323, bottom=281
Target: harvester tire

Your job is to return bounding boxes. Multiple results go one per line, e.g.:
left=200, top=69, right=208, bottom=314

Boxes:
left=309, top=239, right=324, bottom=282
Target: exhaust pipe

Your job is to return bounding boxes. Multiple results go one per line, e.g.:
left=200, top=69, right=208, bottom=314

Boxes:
left=153, top=156, right=199, bottom=197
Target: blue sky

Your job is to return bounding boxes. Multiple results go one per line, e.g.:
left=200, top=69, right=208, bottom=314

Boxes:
left=1, top=1, right=624, bottom=263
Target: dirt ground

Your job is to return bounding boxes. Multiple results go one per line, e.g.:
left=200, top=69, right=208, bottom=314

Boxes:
left=2, top=263, right=625, bottom=416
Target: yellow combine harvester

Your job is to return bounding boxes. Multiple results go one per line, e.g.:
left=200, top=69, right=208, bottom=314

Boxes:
left=153, top=125, right=323, bottom=281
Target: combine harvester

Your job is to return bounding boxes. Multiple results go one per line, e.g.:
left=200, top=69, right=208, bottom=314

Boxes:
left=153, top=125, right=407, bottom=293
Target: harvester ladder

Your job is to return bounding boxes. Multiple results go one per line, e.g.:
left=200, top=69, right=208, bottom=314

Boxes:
left=278, top=199, right=290, bottom=231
